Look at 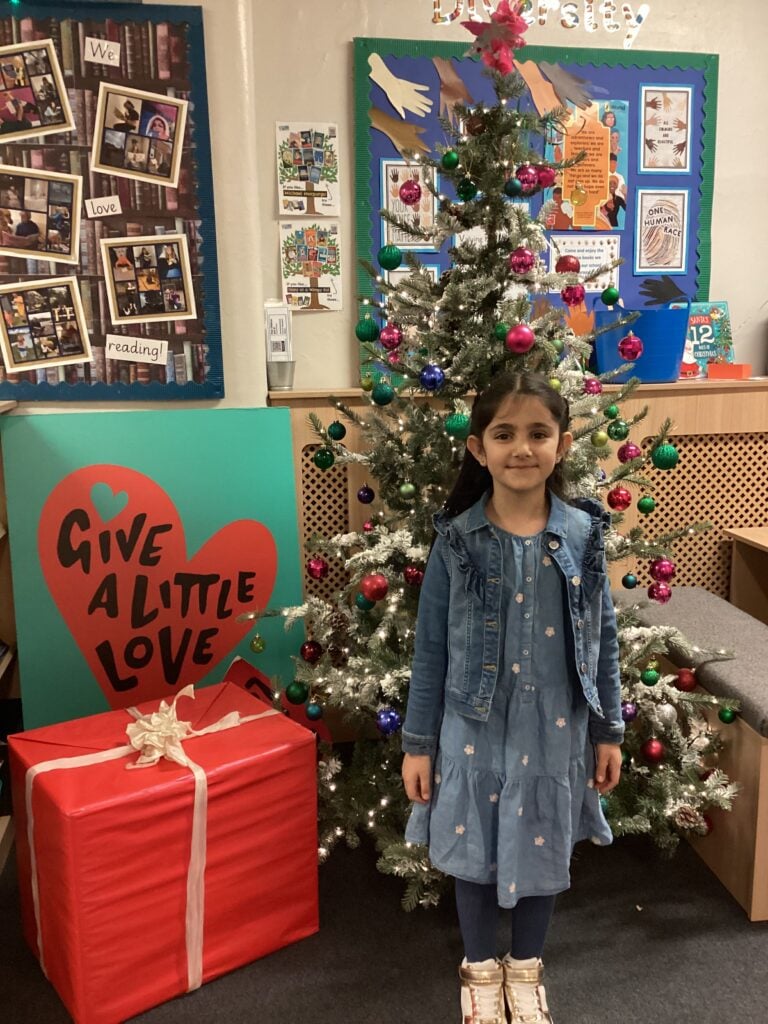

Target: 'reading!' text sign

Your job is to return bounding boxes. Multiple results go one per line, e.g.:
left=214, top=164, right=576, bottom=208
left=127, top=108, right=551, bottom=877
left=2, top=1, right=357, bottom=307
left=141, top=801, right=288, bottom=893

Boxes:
left=38, top=464, right=278, bottom=708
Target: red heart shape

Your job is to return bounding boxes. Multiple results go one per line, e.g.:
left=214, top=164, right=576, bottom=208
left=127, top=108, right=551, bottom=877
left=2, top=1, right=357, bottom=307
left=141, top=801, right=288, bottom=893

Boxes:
left=39, top=465, right=277, bottom=709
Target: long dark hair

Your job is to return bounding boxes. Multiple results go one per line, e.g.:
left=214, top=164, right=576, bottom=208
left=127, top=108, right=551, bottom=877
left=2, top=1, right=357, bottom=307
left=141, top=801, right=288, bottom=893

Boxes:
left=443, top=371, right=570, bottom=517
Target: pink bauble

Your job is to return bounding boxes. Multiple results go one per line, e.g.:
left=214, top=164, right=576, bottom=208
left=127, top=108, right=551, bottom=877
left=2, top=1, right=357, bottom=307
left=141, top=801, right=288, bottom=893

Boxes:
left=606, top=485, right=633, bottom=511
left=536, top=166, right=557, bottom=188
left=641, top=737, right=666, bottom=764
left=505, top=323, right=536, bottom=354
left=379, top=323, right=403, bottom=351
left=398, top=180, right=422, bottom=206
left=515, top=164, right=539, bottom=192
left=561, top=284, right=586, bottom=307
left=307, top=556, right=329, bottom=580
left=617, top=442, right=642, bottom=463
left=403, top=565, right=424, bottom=586
left=360, top=572, right=389, bottom=602
left=386, top=351, right=401, bottom=366
left=648, top=581, right=673, bottom=604
left=583, top=377, right=603, bottom=395
left=618, top=333, right=644, bottom=360
left=508, top=246, right=536, bottom=275
left=555, top=254, right=580, bottom=274
left=362, top=520, right=374, bottom=533
left=649, top=557, right=676, bottom=583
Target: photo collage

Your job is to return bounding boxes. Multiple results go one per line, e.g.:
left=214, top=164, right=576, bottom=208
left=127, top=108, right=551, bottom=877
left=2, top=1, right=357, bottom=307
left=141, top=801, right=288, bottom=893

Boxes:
left=0, top=167, right=81, bottom=263
left=0, top=278, right=90, bottom=372
left=101, top=235, right=196, bottom=325
left=0, top=41, right=73, bottom=140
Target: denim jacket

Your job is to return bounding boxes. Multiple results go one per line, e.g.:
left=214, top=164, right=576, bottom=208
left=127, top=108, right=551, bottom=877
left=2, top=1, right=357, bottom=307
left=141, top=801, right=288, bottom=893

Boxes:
left=402, top=491, right=625, bottom=756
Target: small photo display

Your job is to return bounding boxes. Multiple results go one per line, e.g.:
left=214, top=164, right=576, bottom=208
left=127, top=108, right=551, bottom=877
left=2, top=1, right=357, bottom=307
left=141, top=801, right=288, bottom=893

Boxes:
left=0, top=39, right=75, bottom=142
left=91, top=83, right=188, bottom=188
left=0, top=165, right=82, bottom=264
left=100, top=233, right=197, bottom=325
left=0, top=276, right=91, bottom=373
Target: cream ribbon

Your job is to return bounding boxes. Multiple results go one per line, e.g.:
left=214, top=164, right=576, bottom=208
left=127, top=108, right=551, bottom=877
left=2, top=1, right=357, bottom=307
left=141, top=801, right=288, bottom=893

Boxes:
left=25, top=685, right=279, bottom=991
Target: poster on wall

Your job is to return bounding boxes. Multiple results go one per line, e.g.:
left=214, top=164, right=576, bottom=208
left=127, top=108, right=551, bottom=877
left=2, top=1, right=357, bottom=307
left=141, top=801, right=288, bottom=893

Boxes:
left=635, top=188, right=689, bottom=274
left=0, top=408, right=304, bottom=729
left=640, top=86, right=692, bottom=172
left=380, top=157, right=438, bottom=248
left=0, top=4, right=222, bottom=401
left=275, top=121, right=340, bottom=217
left=280, top=220, right=342, bottom=311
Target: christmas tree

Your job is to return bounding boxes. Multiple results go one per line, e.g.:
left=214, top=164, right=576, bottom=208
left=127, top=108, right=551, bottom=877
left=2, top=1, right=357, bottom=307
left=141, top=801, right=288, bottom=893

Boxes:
left=275, top=4, right=738, bottom=908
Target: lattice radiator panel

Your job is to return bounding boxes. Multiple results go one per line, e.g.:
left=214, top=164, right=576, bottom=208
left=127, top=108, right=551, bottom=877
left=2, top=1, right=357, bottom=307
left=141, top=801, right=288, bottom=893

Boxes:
left=301, top=444, right=350, bottom=603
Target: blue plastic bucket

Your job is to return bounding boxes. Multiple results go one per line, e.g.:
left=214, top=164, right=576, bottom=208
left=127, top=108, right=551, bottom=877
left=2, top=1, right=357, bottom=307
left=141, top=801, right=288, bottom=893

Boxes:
left=592, top=301, right=690, bottom=383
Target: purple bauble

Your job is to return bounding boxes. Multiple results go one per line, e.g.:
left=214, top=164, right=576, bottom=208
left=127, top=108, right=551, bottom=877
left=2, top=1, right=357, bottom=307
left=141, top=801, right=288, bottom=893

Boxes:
left=515, top=163, right=539, bottom=193
left=621, top=701, right=638, bottom=723
left=357, top=484, right=375, bottom=504
left=561, top=284, right=586, bottom=307
left=648, top=581, right=673, bottom=604
left=618, top=333, right=644, bottom=360
left=379, top=323, right=403, bottom=351
left=306, top=556, right=329, bottom=580
left=398, top=179, right=422, bottom=207
left=536, top=166, right=558, bottom=189
left=419, top=364, right=445, bottom=391
left=607, top=485, right=633, bottom=511
left=508, top=246, right=536, bottom=275
left=617, top=442, right=642, bottom=463
left=376, top=707, right=403, bottom=737
left=649, top=557, right=676, bottom=583
left=505, top=323, right=536, bottom=354
left=583, top=377, right=603, bottom=395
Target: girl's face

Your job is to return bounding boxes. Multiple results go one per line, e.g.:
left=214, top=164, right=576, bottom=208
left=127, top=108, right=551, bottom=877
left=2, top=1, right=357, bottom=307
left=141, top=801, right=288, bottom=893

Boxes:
left=467, top=395, right=572, bottom=499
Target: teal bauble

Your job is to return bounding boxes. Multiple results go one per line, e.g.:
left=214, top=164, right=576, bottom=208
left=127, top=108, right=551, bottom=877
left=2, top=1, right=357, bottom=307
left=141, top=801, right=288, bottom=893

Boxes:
left=377, top=244, right=403, bottom=271
left=622, top=573, right=638, bottom=589
left=445, top=413, right=471, bottom=439
left=355, top=316, right=380, bottom=343
left=652, top=443, right=679, bottom=470
left=313, top=448, right=335, bottom=470
left=355, top=592, right=375, bottom=611
left=441, top=149, right=460, bottom=170
left=285, top=681, right=309, bottom=705
left=456, top=178, right=478, bottom=202
left=504, top=177, right=523, bottom=198
left=607, top=419, right=630, bottom=441
left=327, top=420, right=347, bottom=441
left=372, top=381, right=395, bottom=406
left=638, top=495, right=656, bottom=515
left=306, top=701, right=324, bottom=721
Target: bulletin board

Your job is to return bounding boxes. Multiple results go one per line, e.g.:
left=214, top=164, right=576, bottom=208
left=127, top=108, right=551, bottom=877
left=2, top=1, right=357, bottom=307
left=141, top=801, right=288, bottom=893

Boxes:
left=0, top=2, right=222, bottom=401
left=354, top=37, right=718, bottom=367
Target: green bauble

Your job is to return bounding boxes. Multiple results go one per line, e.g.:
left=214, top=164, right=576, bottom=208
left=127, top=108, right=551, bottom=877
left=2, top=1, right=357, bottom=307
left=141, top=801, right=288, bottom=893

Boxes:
left=551, top=338, right=565, bottom=354
left=652, top=443, right=679, bottom=470
left=355, top=592, right=375, bottom=611
left=313, top=448, right=335, bottom=470
left=372, top=381, right=395, bottom=406
left=641, top=668, right=660, bottom=686
left=285, top=681, right=309, bottom=705
left=249, top=634, right=266, bottom=654
left=638, top=495, right=656, bottom=515
left=601, top=285, right=620, bottom=306
left=445, top=413, right=471, bottom=439
left=718, top=707, right=736, bottom=724
left=355, top=315, right=379, bottom=342
left=399, top=482, right=417, bottom=501
left=456, top=178, right=478, bottom=202
left=377, top=244, right=403, bottom=271
left=361, top=375, right=374, bottom=392
left=441, top=149, right=460, bottom=170
left=494, top=322, right=510, bottom=342
left=327, top=420, right=347, bottom=441
left=604, top=404, right=620, bottom=419
left=607, top=419, right=630, bottom=441
left=549, top=378, right=562, bottom=392
left=591, top=429, right=609, bottom=447
left=621, top=750, right=631, bottom=769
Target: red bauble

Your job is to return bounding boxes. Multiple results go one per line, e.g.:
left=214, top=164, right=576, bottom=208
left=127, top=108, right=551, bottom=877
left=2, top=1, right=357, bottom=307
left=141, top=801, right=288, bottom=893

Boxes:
left=536, top=166, right=557, bottom=189
left=675, top=668, right=697, bottom=692
left=561, top=284, right=586, bottom=307
left=515, top=164, right=539, bottom=192
left=648, top=581, right=672, bottom=604
left=641, top=737, right=665, bottom=764
left=508, top=246, right=536, bottom=275
left=583, top=377, right=603, bottom=395
left=505, top=323, right=536, bottom=354
left=404, top=565, right=425, bottom=586
left=398, top=180, right=422, bottom=207
left=360, top=573, right=389, bottom=602
left=306, top=556, right=329, bottom=580
left=362, top=520, right=374, bottom=533
left=617, top=442, right=642, bottom=463
left=555, top=254, right=580, bottom=273
left=607, top=485, right=632, bottom=511
left=379, top=323, right=403, bottom=351
left=649, top=556, right=676, bottom=583
left=386, top=352, right=401, bottom=366
left=618, top=333, right=644, bottom=360
left=300, top=640, right=323, bottom=664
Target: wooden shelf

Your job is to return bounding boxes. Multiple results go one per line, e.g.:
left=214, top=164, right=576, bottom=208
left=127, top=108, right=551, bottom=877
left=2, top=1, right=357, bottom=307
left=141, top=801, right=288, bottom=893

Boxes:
left=0, top=815, right=14, bottom=875
left=0, top=401, right=16, bottom=415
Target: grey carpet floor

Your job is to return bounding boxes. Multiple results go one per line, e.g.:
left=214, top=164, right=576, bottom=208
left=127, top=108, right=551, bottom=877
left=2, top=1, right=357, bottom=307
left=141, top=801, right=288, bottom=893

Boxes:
left=2, top=834, right=768, bottom=1023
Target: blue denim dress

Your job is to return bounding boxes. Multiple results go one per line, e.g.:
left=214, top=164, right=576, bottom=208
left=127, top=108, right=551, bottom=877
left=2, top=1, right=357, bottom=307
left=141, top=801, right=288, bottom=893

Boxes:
left=405, top=525, right=613, bottom=908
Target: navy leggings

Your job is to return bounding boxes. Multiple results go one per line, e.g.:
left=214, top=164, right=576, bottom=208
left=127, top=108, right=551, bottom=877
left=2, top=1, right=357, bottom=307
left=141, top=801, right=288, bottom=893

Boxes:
left=455, top=879, right=556, bottom=962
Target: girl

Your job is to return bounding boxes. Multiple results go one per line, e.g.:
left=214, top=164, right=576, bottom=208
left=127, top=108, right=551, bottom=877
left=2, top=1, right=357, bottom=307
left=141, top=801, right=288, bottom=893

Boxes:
left=402, top=372, right=624, bottom=1024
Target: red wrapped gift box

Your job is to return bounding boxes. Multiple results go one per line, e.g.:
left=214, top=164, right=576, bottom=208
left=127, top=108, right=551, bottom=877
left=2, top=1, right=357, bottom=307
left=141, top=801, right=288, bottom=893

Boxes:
left=9, top=682, right=318, bottom=1024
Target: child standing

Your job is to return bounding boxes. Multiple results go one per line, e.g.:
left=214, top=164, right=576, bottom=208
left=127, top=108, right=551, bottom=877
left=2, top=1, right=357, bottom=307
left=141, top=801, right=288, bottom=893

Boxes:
left=402, top=372, right=624, bottom=1024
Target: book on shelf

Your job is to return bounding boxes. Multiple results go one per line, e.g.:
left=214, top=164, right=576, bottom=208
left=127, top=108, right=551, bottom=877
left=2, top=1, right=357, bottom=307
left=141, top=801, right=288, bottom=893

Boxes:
left=673, top=301, right=734, bottom=379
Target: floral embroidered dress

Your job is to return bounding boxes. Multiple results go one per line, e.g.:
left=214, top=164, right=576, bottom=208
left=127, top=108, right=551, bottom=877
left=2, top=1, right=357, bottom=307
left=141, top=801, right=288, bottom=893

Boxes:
left=405, top=523, right=612, bottom=908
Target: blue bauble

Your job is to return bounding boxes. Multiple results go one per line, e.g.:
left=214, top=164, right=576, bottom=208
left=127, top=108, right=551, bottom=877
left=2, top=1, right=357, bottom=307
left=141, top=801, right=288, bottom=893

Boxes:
left=376, top=707, right=403, bottom=736
left=419, top=364, right=445, bottom=391
left=306, top=701, right=324, bottom=721
left=357, top=484, right=375, bottom=504
left=622, top=573, right=638, bottom=589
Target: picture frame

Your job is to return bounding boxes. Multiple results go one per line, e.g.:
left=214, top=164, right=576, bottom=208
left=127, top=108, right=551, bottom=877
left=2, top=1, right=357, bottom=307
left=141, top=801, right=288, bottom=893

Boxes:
left=100, top=233, right=197, bottom=325
left=380, top=157, right=439, bottom=250
left=635, top=188, right=690, bottom=274
left=0, top=164, right=82, bottom=265
left=90, top=82, right=188, bottom=189
left=0, top=275, right=91, bottom=373
left=0, top=38, right=74, bottom=143
left=639, top=85, right=693, bottom=173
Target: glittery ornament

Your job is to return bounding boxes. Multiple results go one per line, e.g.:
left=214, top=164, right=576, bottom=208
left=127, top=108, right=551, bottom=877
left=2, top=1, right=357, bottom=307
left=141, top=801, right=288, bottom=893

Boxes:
left=649, top=557, right=676, bottom=583
left=674, top=805, right=702, bottom=830
left=718, top=707, right=736, bottom=724
left=306, top=702, right=324, bottom=721
left=307, top=556, right=329, bottom=580
left=404, top=565, right=424, bottom=586
left=503, top=177, right=523, bottom=198
left=300, top=640, right=323, bottom=664
left=441, top=149, right=460, bottom=170
left=648, top=581, right=672, bottom=604
left=357, top=484, right=375, bottom=504
left=621, top=701, right=638, bottom=722
left=638, top=495, right=656, bottom=515
left=591, top=429, right=609, bottom=447
left=515, top=164, right=538, bottom=193
left=561, top=284, right=586, bottom=307
left=419, top=364, right=445, bottom=391
left=355, top=316, right=380, bottom=342
left=604, top=404, right=619, bottom=419
left=607, top=419, right=630, bottom=441
left=583, top=377, right=603, bottom=395
left=386, top=352, right=400, bottom=367
left=536, top=166, right=557, bottom=188
left=607, top=485, right=632, bottom=511
left=675, top=668, right=697, bottom=692
left=618, top=333, right=643, bottom=360
left=398, top=179, right=422, bottom=206
left=555, top=254, right=580, bottom=273
left=372, top=381, right=395, bottom=406
left=445, top=413, right=471, bottom=439
left=618, top=441, right=642, bottom=463
left=508, top=246, right=536, bottom=274
left=327, top=420, right=346, bottom=441
left=355, top=592, right=375, bottom=611
left=641, top=668, right=661, bottom=686
left=656, top=703, right=678, bottom=728
left=249, top=634, right=266, bottom=654
left=505, top=323, right=536, bottom=353
left=285, top=681, right=309, bottom=705
left=640, top=738, right=665, bottom=764
left=376, top=707, right=403, bottom=736
left=601, top=285, right=620, bottom=306
left=399, top=482, right=417, bottom=501
left=622, top=573, right=638, bottom=589
left=494, top=322, right=510, bottom=341
left=313, top=448, right=334, bottom=470
left=377, top=244, right=402, bottom=271
left=570, top=185, right=588, bottom=206
left=456, top=177, right=478, bottom=202
left=379, top=323, right=403, bottom=350
left=651, top=443, right=679, bottom=470
left=360, top=573, right=389, bottom=602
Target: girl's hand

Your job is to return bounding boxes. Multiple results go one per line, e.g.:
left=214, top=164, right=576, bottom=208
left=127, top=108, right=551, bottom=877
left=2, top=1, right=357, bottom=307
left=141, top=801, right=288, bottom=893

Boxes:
left=402, top=753, right=432, bottom=804
left=594, top=743, right=622, bottom=794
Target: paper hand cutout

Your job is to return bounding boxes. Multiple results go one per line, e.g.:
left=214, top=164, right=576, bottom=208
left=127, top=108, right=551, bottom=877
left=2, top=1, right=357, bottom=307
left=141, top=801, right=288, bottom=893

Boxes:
left=432, top=57, right=475, bottom=128
left=368, top=53, right=432, bottom=119
left=538, top=62, right=593, bottom=111
left=369, top=106, right=430, bottom=159
left=638, top=276, right=687, bottom=307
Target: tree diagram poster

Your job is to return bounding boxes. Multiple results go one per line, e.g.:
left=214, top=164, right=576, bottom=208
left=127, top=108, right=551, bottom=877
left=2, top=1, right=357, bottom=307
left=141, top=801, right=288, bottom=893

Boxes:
left=280, top=220, right=342, bottom=311
left=0, top=2, right=222, bottom=401
left=275, top=121, right=339, bottom=217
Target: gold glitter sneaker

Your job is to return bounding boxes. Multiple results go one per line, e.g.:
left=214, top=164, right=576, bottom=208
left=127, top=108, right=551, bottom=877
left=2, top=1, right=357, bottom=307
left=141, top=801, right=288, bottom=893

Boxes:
left=459, top=958, right=505, bottom=1024
left=502, top=955, right=553, bottom=1023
